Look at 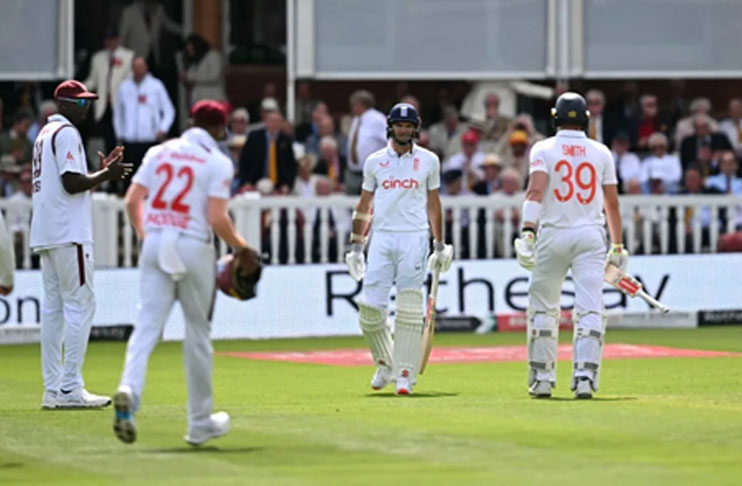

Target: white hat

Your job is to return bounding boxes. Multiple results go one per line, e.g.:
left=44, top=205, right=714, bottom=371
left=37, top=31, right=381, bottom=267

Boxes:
left=261, top=97, right=280, bottom=112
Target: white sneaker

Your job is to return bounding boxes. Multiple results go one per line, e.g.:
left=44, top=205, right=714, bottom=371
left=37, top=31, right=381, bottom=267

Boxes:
left=184, top=411, right=230, bottom=446
left=41, top=390, right=58, bottom=409
left=529, top=381, right=553, bottom=398
left=395, top=377, right=412, bottom=395
left=56, top=388, right=112, bottom=409
left=575, top=378, right=594, bottom=399
left=370, top=366, right=393, bottom=390
left=113, top=386, right=137, bottom=444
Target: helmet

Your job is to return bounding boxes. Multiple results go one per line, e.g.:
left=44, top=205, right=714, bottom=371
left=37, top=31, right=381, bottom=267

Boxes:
left=216, top=249, right=263, bottom=301
left=387, top=102, right=421, bottom=139
left=551, top=92, right=590, bottom=129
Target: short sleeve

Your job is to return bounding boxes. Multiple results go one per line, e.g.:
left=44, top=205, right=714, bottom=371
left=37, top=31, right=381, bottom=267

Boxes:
left=528, top=143, right=547, bottom=174
left=207, top=157, right=233, bottom=199
left=427, top=154, right=441, bottom=190
left=361, top=158, right=376, bottom=192
left=55, top=128, right=87, bottom=175
left=132, top=146, right=159, bottom=189
left=602, top=146, right=618, bottom=185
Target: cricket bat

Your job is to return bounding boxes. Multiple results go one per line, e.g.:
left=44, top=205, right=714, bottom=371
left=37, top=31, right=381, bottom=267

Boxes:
left=604, top=263, right=669, bottom=313
left=419, top=265, right=441, bottom=374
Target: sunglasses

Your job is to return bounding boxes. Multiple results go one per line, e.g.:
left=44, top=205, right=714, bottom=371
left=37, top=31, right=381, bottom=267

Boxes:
left=57, top=97, right=92, bottom=107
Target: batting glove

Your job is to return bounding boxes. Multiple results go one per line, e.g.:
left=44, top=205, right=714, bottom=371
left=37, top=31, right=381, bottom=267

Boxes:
left=345, top=243, right=366, bottom=282
left=606, top=243, right=629, bottom=272
left=427, top=241, right=454, bottom=273
left=514, top=230, right=537, bottom=270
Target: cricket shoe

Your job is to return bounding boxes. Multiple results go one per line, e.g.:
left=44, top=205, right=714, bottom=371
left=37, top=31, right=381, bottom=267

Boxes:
left=113, top=386, right=137, bottom=444
left=395, top=377, right=413, bottom=395
left=41, top=390, right=58, bottom=409
left=574, top=377, right=594, bottom=399
left=56, top=388, right=112, bottom=409
left=184, top=412, right=230, bottom=446
left=528, top=381, right=553, bottom=398
left=370, top=365, right=393, bottom=390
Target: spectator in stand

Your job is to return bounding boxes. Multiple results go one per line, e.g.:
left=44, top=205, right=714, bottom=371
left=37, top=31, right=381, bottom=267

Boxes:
left=499, top=130, right=531, bottom=184
left=493, top=167, right=522, bottom=257
left=428, top=105, right=466, bottom=161
left=694, top=142, right=721, bottom=177
left=83, top=27, right=134, bottom=153
left=719, top=98, right=742, bottom=162
left=114, top=56, right=175, bottom=193
left=315, top=135, right=345, bottom=191
left=180, top=34, right=226, bottom=107
left=294, top=81, right=318, bottom=136
left=0, top=155, right=21, bottom=197
left=481, top=92, right=511, bottom=146
left=674, top=97, right=719, bottom=149
left=417, top=129, right=431, bottom=150
left=27, top=101, right=58, bottom=145
left=629, top=94, right=672, bottom=153
left=444, top=129, right=484, bottom=192
left=494, top=113, right=545, bottom=156
left=585, top=89, right=615, bottom=145
left=0, top=110, right=33, bottom=167
left=345, top=90, right=386, bottom=195
left=296, top=101, right=328, bottom=145
left=248, top=97, right=281, bottom=132
left=119, top=0, right=181, bottom=73
left=611, top=132, right=642, bottom=194
left=672, top=164, right=719, bottom=252
left=679, top=114, right=732, bottom=170
left=238, top=110, right=296, bottom=194
left=5, top=167, right=33, bottom=267
left=706, top=151, right=742, bottom=195
left=472, top=154, right=502, bottom=195
left=226, top=107, right=249, bottom=146
left=400, top=94, right=421, bottom=113
left=642, top=132, right=682, bottom=194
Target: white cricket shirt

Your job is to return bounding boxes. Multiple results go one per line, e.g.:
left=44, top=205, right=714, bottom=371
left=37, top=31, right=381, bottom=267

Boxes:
left=362, top=142, right=440, bottom=232
left=30, top=114, right=93, bottom=250
left=132, top=127, right=233, bottom=241
left=529, top=129, right=617, bottom=229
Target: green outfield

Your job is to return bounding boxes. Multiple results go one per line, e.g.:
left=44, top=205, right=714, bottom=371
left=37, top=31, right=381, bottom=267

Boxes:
left=1, top=327, right=742, bottom=486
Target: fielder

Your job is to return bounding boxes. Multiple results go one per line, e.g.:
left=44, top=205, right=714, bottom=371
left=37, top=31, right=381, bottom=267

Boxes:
left=346, top=102, right=453, bottom=396
left=514, top=92, right=626, bottom=399
left=31, top=80, right=131, bottom=409
left=113, top=100, right=250, bottom=446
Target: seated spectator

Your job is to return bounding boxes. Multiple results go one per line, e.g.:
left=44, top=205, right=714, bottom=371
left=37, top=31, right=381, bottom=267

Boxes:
left=305, top=111, right=341, bottom=158
left=27, top=100, right=57, bottom=143
left=482, top=92, right=511, bottom=146
left=672, top=164, right=720, bottom=252
left=238, top=110, right=297, bottom=194
left=223, top=107, right=249, bottom=154
left=642, top=133, right=682, bottom=194
left=706, top=151, right=742, bottom=195
left=0, top=154, right=21, bottom=197
left=5, top=167, right=32, bottom=267
left=694, top=142, right=720, bottom=177
left=611, top=132, right=642, bottom=193
left=444, top=130, right=485, bottom=192
left=629, top=94, right=672, bottom=154
left=0, top=110, right=33, bottom=167
left=248, top=97, right=281, bottom=132
left=674, top=97, right=719, bottom=149
left=315, top=135, right=345, bottom=191
left=227, top=134, right=246, bottom=193
left=719, top=98, right=742, bottom=162
left=473, top=154, right=502, bottom=195
left=400, top=94, right=421, bottom=113
left=180, top=34, right=227, bottom=106
left=499, top=130, right=531, bottom=184
left=428, top=105, right=466, bottom=161
left=494, top=113, right=545, bottom=155
left=585, top=89, right=616, bottom=145
left=679, top=114, right=732, bottom=170
left=293, top=154, right=323, bottom=198
left=296, top=101, right=328, bottom=144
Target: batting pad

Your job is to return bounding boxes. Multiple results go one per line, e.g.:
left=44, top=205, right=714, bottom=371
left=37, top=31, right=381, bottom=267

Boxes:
left=527, top=309, right=559, bottom=386
left=358, top=300, right=393, bottom=370
left=571, top=311, right=606, bottom=391
left=392, top=289, right=424, bottom=384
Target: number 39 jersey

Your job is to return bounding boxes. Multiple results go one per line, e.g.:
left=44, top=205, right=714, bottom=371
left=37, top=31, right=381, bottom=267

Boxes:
left=529, top=129, right=617, bottom=229
left=132, top=127, right=233, bottom=241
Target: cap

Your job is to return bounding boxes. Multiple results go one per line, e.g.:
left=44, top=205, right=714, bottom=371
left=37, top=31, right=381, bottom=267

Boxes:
left=442, top=169, right=463, bottom=184
left=482, top=154, right=502, bottom=167
left=191, top=100, right=228, bottom=126
left=509, top=130, right=528, bottom=145
left=461, top=130, right=479, bottom=145
left=54, top=80, right=98, bottom=100
left=260, top=97, right=280, bottom=112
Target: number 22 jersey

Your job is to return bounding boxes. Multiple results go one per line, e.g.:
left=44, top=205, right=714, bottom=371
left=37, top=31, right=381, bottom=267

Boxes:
left=529, top=129, right=617, bottom=229
left=132, top=127, right=233, bottom=241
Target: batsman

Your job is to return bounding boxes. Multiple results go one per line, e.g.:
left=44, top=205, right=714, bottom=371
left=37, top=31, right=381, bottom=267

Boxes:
left=345, top=102, right=453, bottom=395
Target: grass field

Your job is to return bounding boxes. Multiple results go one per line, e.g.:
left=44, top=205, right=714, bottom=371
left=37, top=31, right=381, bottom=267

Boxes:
left=1, top=327, right=742, bottom=486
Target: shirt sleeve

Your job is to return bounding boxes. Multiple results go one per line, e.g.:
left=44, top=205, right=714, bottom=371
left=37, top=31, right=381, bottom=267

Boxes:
left=361, top=158, right=376, bottom=192
left=132, top=146, right=158, bottom=189
left=528, top=143, right=547, bottom=174
left=602, top=146, right=618, bottom=185
left=208, top=157, right=233, bottom=199
left=55, top=128, right=87, bottom=175
left=427, top=154, right=441, bottom=190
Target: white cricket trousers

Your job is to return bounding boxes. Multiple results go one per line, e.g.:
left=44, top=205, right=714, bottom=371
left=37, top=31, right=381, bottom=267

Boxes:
left=118, top=232, right=216, bottom=429
left=39, top=243, right=95, bottom=393
left=363, top=230, right=429, bottom=310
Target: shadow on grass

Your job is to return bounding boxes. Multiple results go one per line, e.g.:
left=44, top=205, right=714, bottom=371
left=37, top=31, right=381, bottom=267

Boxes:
left=364, top=392, right=459, bottom=398
left=143, top=446, right=264, bottom=454
left=530, top=396, right=637, bottom=402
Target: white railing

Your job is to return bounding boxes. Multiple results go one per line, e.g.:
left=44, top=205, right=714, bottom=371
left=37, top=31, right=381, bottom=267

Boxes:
left=2, top=193, right=741, bottom=268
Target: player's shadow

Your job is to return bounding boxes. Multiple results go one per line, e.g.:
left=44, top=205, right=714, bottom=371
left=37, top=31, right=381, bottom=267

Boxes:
left=144, top=446, right=263, bottom=454
left=532, top=396, right=637, bottom=402
left=364, top=391, right=459, bottom=399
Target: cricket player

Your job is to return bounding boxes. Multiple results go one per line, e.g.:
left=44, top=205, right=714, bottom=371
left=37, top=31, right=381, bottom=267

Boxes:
left=514, top=92, right=627, bottom=399
left=345, top=102, right=453, bottom=396
left=31, top=80, right=131, bottom=409
left=113, top=100, right=249, bottom=446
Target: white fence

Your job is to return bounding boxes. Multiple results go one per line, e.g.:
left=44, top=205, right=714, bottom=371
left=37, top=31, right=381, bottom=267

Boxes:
left=1, top=193, right=741, bottom=268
